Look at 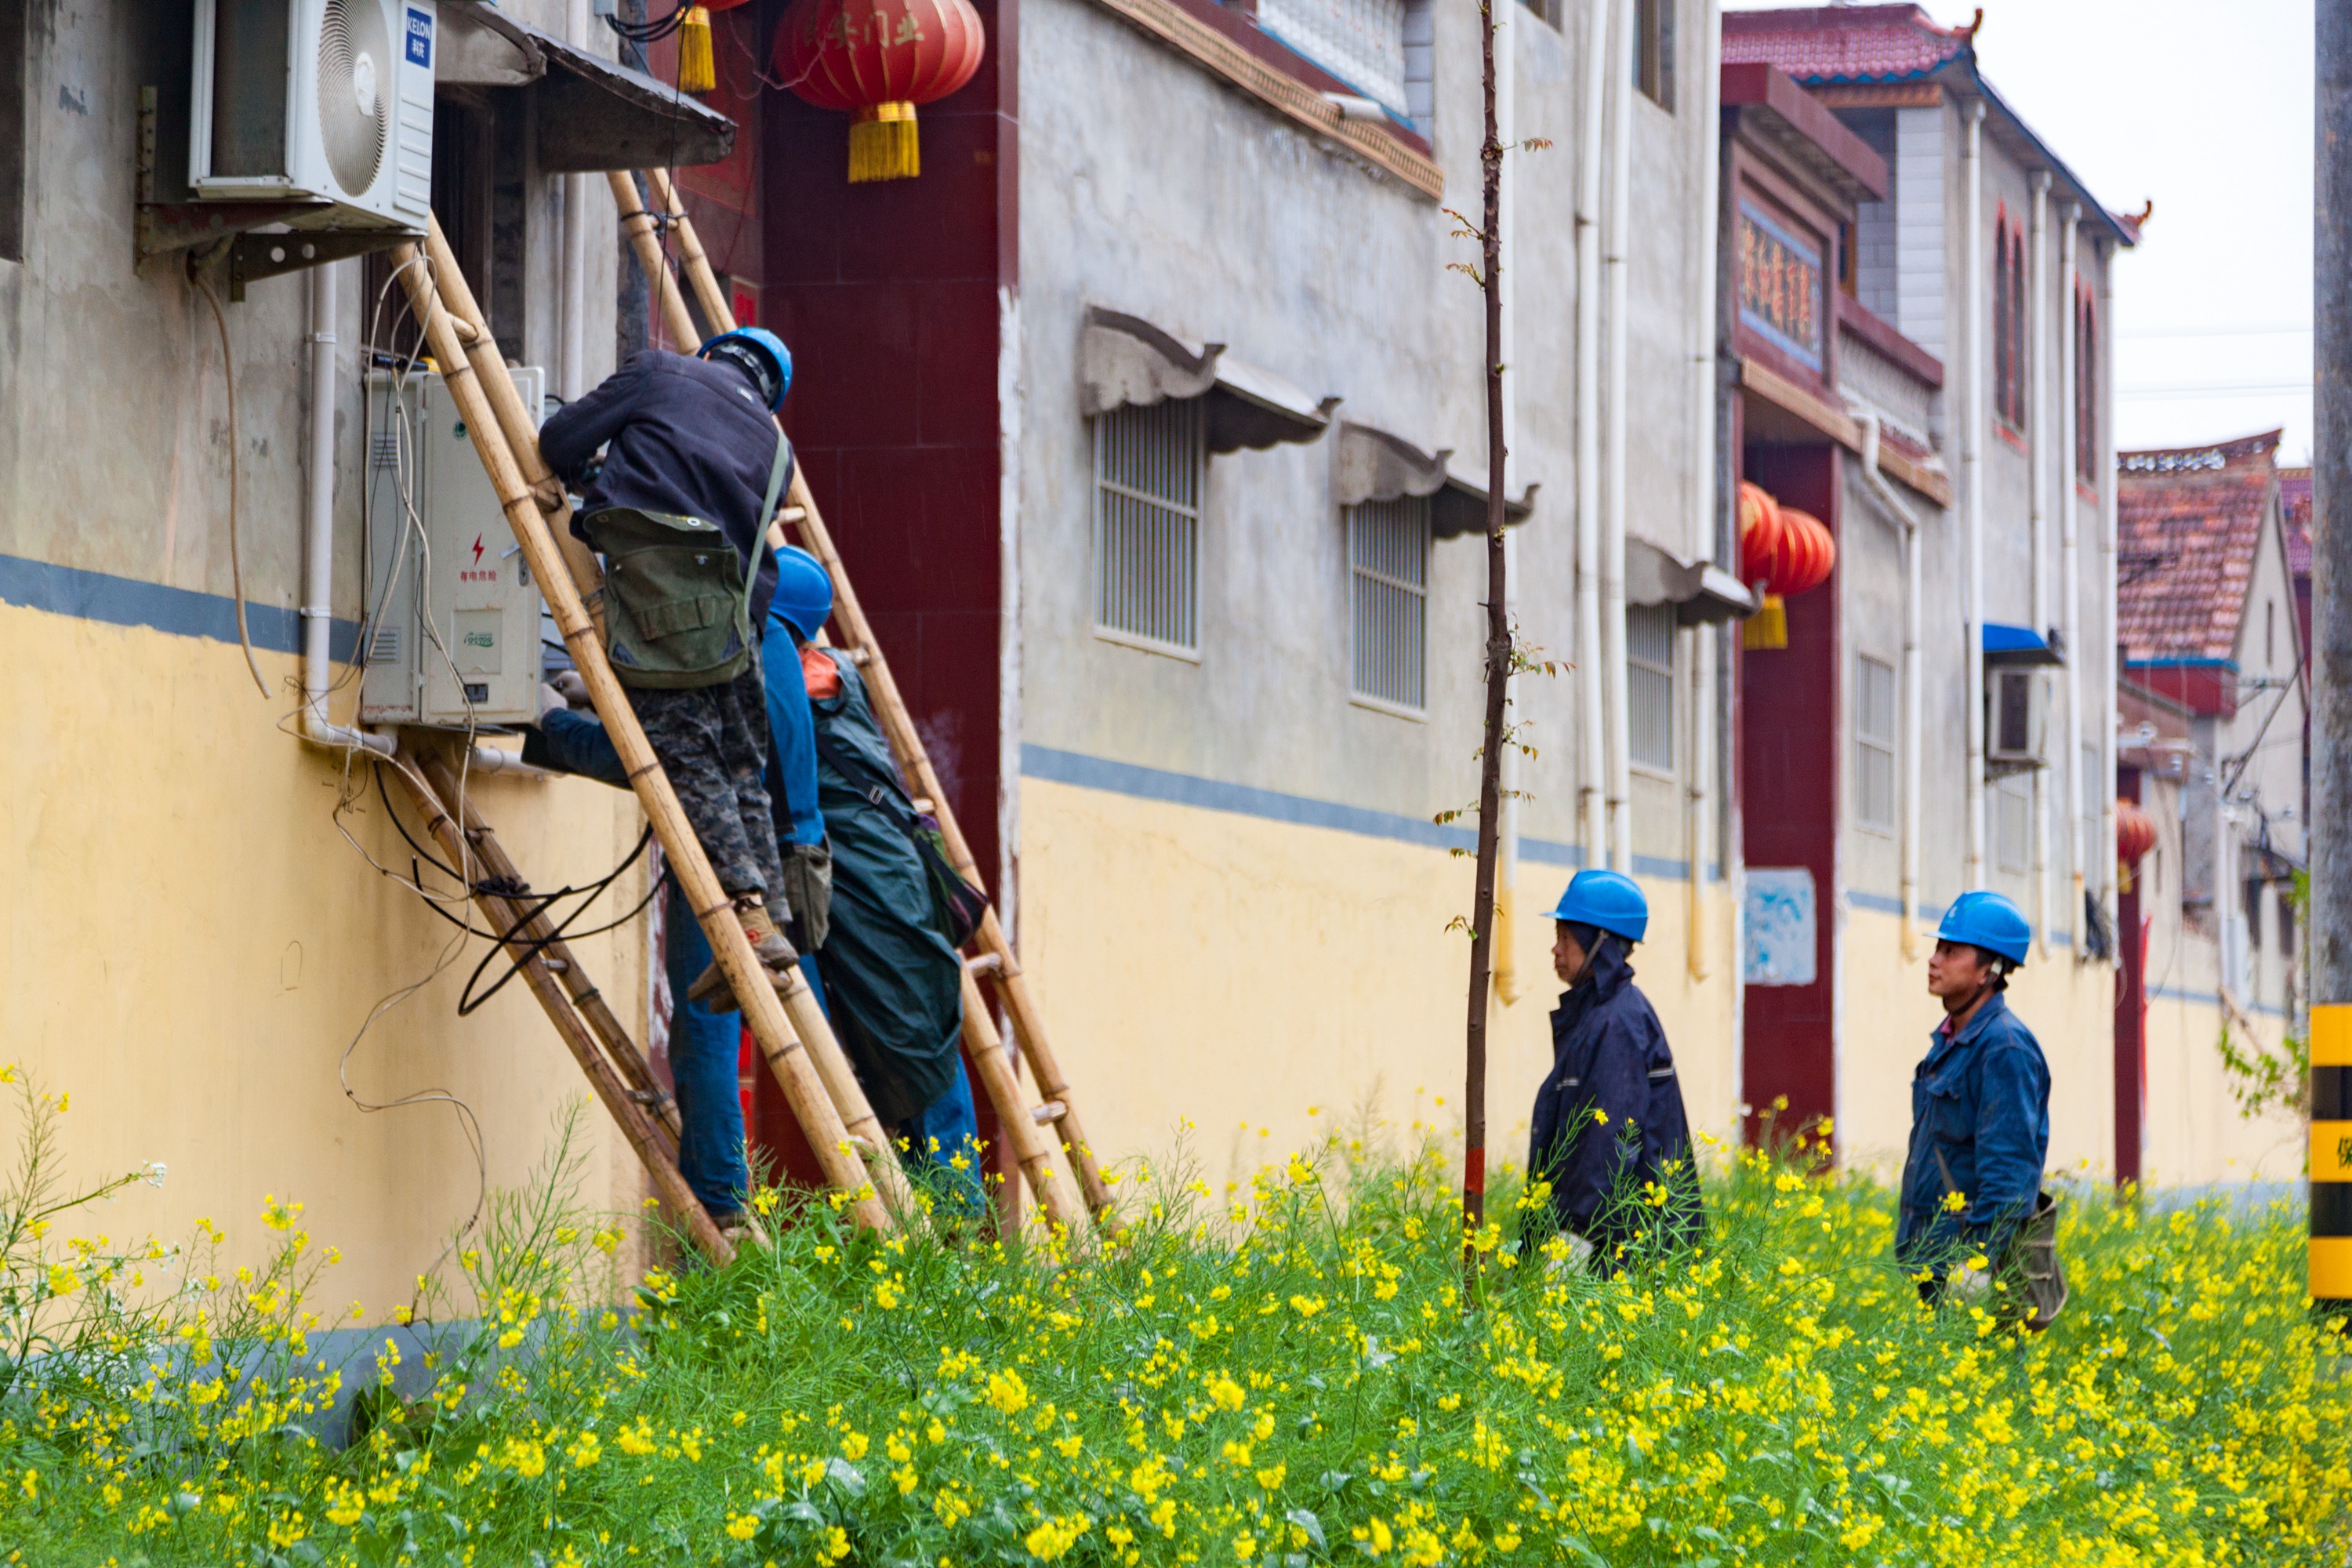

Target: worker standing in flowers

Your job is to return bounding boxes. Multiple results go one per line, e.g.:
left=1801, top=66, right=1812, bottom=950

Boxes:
left=1898, top=891, right=2055, bottom=1310
left=1524, top=869, right=1704, bottom=1273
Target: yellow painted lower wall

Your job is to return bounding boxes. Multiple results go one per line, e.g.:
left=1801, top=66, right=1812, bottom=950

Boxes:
left=1015, top=777, right=1739, bottom=1197
left=2140, top=994, right=2303, bottom=1188
left=1, top=605, right=653, bottom=1308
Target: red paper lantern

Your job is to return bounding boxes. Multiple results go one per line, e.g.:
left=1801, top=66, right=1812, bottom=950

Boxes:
left=2116, top=798, right=2157, bottom=866
left=1737, top=481, right=1834, bottom=650
left=773, top=0, right=986, bottom=183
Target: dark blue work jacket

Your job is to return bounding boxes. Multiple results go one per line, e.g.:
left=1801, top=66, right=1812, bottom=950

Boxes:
left=539, top=352, right=789, bottom=632
left=1526, top=942, right=1703, bottom=1265
left=1896, top=992, right=2051, bottom=1269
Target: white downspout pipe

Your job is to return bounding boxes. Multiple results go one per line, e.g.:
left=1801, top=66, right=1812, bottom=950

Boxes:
left=2059, top=205, right=2084, bottom=946
left=1962, top=99, right=1987, bottom=889
left=1494, top=9, right=1523, bottom=1005
left=1574, top=0, right=1611, bottom=868
left=2099, top=245, right=2120, bottom=952
left=1602, top=0, right=1636, bottom=874
left=2028, top=172, right=2051, bottom=953
left=1857, top=415, right=1923, bottom=958
left=300, top=261, right=395, bottom=760
left=1686, top=0, right=1722, bottom=979
left=560, top=0, right=591, bottom=401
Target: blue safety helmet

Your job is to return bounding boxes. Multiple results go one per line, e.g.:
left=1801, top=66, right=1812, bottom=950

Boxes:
left=1935, top=890, right=2031, bottom=967
left=1544, top=869, right=1649, bottom=944
left=770, top=544, right=833, bottom=642
left=698, top=327, right=793, bottom=412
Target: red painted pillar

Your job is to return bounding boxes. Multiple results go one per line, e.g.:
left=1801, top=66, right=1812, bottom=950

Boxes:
left=2114, top=766, right=2147, bottom=1188
left=761, top=0, right=1019, bottom=1218
left=1737, top=445, right=1842, bottom=1152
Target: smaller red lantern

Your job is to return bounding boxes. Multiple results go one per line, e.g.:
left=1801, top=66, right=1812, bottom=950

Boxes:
left=2116, top=798, right=2157, bottom=888
left=774, top=0, right=987, bottom=183
left=1738, top=481, right=1835, bottom=649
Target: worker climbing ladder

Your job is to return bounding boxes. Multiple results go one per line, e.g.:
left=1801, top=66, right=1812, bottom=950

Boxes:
left=383, top=222, right=919, bottom=1242
left=612, top=169, right=1118, bottom=1232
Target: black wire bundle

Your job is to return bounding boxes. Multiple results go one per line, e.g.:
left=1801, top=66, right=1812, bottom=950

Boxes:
left=375, top=767, right=666, bottom=1016
left=605, top=0, right=695, bottom=45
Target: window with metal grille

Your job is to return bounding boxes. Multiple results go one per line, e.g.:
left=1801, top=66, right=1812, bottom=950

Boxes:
left=1348, top=496, right=1429, bottom=710
left=1855, top=654, right=1896, bottom=830
left=1997, top=774, right=2030, bottom=873
left=1094, top=397, right=1204, bottom=655
left=1628, top=604, right=1675, bottom=771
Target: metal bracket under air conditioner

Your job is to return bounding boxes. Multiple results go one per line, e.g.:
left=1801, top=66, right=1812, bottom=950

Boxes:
left=135, top=87, right=419, bottom=298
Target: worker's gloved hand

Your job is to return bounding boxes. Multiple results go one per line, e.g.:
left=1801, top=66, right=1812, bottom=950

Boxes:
left=778, top=842, right=834, bottom=951
left=551, top=670, right=592, bottom=710
left=528, top=476, right=566, bottom=515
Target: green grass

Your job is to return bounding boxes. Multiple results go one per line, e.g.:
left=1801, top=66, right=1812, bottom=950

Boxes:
left=0, top=1082, right=2346, bottom=1567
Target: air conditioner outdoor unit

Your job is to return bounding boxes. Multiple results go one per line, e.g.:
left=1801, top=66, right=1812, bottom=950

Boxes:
left=189, top=0, right=437, bottom=229
left=1987, top=667, right=2046, bottom=769
left=361, top=367, right=548, bottom=728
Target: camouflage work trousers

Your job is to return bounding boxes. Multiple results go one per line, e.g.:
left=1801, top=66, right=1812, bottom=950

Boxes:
left=633, top=662, right=784, bottom=904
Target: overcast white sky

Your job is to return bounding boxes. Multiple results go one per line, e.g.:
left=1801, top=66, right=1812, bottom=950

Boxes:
left=1731, top=0, right=2315, bottom=462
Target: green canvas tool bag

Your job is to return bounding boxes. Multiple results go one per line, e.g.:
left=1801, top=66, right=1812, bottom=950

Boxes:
left=582, top=433, right=789, bottom=690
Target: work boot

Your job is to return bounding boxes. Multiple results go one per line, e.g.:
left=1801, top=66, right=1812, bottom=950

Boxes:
left=684, top=901, right=797, bottom=1013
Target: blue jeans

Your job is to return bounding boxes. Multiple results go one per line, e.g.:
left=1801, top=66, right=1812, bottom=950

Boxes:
left=662, top=877, right=827, bottom=1217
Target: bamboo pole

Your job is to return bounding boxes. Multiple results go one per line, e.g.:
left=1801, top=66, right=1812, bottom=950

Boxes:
left=954, top=968, right=1083, bottom=1230
left=414, top=745, right=681, bottom=1148
left=607, top=172, right=701, bottom=350
left=382, top=749, right=732, bottom=1265
left=644, top=169, right=731, bottom=343
left=387, top=242, right=894, bottom=1232
left=641, top=187, right=1117, bottom=1229
left=417, top=220, right=604, bottom=608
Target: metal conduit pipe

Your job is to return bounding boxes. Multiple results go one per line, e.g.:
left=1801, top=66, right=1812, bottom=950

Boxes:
left=1857, top=414, right=1924, bottom=957
left=1961, top=100, right=1987, bottom=889
left=299, top=261, right=394, bottom=759
left=1573, top=0, right=1611, bottom=866
left=559, top=0, right=590, bottom=402
left=2028, top=172, right=2052, bottom=953
left=1601, top=0, right=1636, bottom=874
left=1686, top=0, right=1724, bottom=978
left=2098, top=250, right=2119, bottom=949
left=2058, top=204, right=2084, bottom=942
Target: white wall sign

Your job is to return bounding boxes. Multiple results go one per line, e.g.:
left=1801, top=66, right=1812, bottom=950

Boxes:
left=1744, top=868, right=1817, bottom=987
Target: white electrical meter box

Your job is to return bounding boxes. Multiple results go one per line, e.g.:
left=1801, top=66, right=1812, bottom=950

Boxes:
left=361, top=367, right=548, bottom=728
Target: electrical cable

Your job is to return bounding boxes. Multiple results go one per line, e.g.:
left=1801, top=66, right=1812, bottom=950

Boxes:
left=191, top=270, right=270, bottom=698
left=604, top=0, right=692, bottom=45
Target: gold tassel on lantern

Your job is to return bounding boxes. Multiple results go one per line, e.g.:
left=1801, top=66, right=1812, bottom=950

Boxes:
left=677, top=6, right=715, bottom=95
left=1743, top=593, right=1788, bottom=651
left=849, top=103, right=920, bottom=183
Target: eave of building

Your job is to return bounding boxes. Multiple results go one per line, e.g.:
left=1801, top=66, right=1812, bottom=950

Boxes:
left=1721, top=63, right=1889, bottom=205
left=1726, top=23, right=2137, bottom=249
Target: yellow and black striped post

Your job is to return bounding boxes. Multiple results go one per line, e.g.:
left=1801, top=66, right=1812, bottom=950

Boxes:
left=2314, top=1004, right=2352, bottom=1308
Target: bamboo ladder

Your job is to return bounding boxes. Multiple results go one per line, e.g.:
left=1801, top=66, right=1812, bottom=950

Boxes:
left=614, top=169, right=1118, bottom=1230
left=376, top=741, right=737, bottom=1265
left=387, top=227, right=915, bottom=1234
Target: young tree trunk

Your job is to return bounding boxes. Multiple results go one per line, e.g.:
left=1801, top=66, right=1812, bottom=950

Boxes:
left=1462, top=0, right=1508, bottom=1297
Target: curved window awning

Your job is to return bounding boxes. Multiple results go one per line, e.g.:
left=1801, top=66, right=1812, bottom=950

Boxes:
left=1332, top=422, right=1537, bottom=539
left=1626, top=536, right=1758, bottom=626
left=1080, top=307, right=1338, bottom=452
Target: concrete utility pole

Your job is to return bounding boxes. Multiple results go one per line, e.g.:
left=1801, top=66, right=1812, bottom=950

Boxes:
left=2311, top=0, right=2352, bottom=1312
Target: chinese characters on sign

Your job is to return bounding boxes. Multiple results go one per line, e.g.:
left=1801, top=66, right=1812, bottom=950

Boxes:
left=1738, top=199, right=1824, bottom=372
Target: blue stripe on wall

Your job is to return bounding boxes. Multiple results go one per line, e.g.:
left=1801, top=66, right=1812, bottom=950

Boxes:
left=0, top=551, right=361, bottom=662
left=1018, top=744, right=1722, bottom=882
left=2150, top=984, right=2289, bottom=1020
left=1844, top=888, right=2074, bottom=950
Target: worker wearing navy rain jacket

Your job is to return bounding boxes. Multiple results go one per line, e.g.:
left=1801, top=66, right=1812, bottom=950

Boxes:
left=1897, top=891, right=2052, bottom=1290
left=1525, top=870, right=1704, bottom=1274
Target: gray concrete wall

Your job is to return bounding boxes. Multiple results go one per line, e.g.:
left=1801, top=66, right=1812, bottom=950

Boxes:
left=1016, top=0, right=1719, bottom=870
